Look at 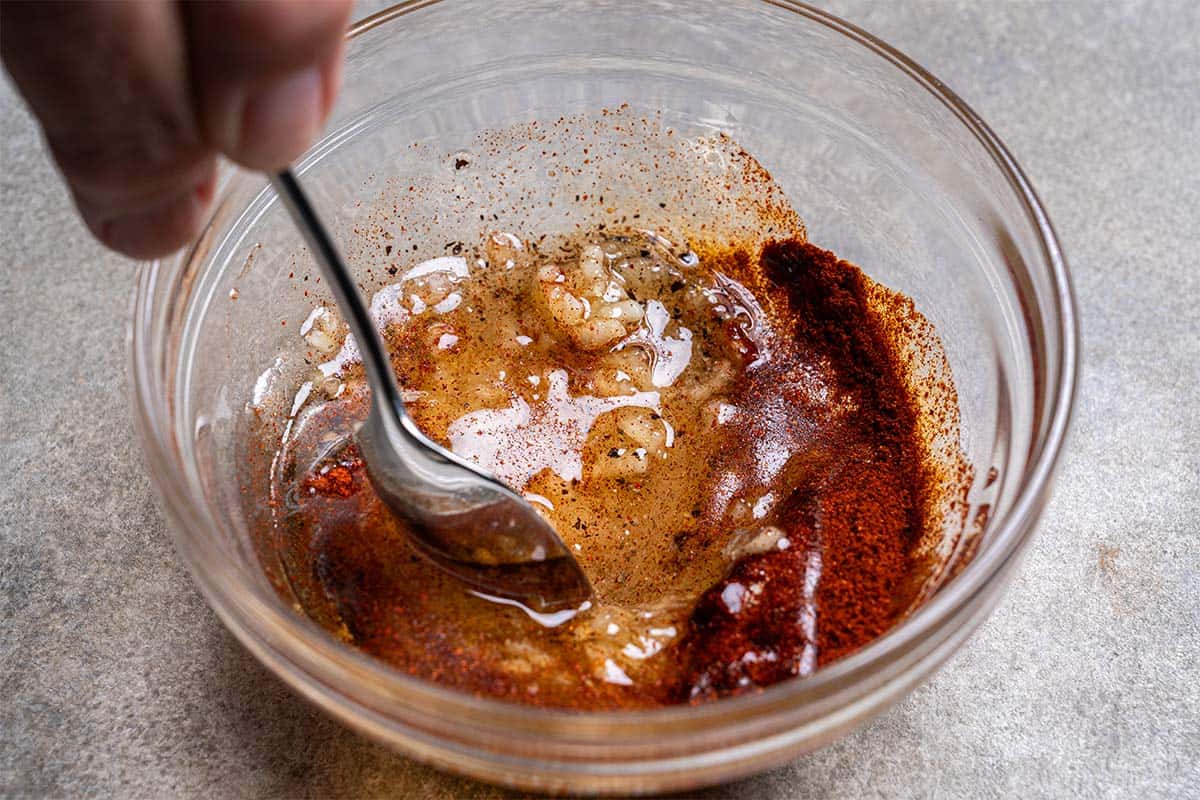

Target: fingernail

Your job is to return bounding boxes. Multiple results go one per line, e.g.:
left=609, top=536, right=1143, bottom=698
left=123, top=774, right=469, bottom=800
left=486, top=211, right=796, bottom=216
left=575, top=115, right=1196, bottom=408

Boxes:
left=237, top=66, right=323, bottom=169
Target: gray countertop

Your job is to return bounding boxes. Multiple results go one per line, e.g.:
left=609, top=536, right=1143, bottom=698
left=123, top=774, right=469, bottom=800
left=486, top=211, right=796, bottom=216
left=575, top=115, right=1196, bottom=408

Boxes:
left=2, top=1, right=1197, bottom=797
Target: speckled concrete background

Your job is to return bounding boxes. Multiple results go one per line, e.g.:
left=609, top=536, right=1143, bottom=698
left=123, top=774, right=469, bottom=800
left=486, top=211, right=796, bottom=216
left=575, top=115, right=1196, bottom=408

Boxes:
left=2, top=1, right=1197, bottom=797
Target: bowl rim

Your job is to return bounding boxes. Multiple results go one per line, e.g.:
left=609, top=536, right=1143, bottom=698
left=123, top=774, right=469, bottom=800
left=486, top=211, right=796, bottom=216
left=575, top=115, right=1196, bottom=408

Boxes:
left=130, top=0, right=1079, bottom=735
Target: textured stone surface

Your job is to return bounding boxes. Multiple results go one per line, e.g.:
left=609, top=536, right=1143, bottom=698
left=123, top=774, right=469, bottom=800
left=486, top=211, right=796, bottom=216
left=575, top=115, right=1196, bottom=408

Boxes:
left=2, top=1, right=1197, bottom=797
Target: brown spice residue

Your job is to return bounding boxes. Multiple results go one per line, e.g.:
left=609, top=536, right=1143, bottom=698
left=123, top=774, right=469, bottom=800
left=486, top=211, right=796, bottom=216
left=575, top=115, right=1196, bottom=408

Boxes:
left=302, top=456, right=364, bottom=498
left=675, top=241, right=929, bottom=699
left=1097, top=544, right=1120, bottom=579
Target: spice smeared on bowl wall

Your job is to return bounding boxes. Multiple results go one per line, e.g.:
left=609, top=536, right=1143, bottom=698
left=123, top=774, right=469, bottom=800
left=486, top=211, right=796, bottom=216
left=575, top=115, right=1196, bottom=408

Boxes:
left=238, top=109, right=974, bottom=709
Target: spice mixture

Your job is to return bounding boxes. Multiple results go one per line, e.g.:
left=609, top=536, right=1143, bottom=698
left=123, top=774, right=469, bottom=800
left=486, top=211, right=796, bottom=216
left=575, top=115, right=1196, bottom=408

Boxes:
left=249, top=220, right=963, bottom=709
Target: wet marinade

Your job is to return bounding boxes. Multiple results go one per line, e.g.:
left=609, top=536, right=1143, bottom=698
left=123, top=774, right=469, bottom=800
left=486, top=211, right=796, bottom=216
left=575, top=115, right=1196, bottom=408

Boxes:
left=250, top=221, right=953, bottom=710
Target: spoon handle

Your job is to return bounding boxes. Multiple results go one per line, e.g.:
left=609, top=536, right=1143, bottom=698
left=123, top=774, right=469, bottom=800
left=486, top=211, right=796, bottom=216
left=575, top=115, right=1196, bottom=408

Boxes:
left=269, top=169, right=407, bottom=417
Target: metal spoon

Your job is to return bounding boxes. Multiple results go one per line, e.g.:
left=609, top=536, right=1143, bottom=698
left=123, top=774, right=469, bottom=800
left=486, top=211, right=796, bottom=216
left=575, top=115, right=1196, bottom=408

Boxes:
left=270, top=169, right=592, bottom=613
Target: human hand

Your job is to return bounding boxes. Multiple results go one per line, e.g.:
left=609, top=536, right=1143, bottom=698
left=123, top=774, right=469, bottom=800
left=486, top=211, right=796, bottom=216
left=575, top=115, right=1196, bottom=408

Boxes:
left=1, top=0, right=354, bottom=259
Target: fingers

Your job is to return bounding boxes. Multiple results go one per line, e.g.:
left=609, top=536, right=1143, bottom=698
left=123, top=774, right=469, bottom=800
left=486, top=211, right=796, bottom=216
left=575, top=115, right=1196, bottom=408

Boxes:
left=1, top=0, right=353, bottom=259
left=182, top=0, right=353, bottom=170
left=2, top=1, right=216, bottom=258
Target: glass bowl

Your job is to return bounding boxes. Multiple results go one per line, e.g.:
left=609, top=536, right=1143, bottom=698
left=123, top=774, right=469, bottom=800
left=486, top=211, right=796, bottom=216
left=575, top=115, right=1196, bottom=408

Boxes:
left=129, top=1, right=1078, bottom=794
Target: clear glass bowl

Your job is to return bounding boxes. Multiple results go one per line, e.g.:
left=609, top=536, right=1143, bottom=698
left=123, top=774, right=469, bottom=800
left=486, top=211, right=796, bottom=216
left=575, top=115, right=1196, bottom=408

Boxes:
left=130, top=1, right=1078, bottom=794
